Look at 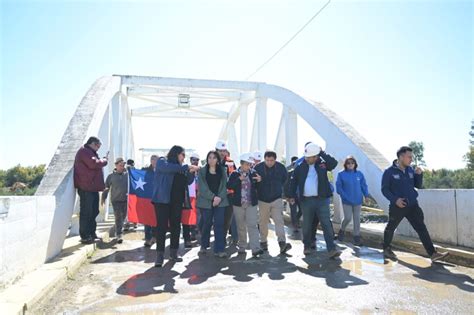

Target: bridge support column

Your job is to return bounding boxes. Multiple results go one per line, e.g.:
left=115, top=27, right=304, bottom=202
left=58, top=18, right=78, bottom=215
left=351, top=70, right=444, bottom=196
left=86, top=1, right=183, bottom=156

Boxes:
left=256, top=96, right=267, bottom=151
left=284, top=106, right=298, bottom=165
left=331, top=158, right=345, bottom=226
left=240, top=102, right=248, bottom=153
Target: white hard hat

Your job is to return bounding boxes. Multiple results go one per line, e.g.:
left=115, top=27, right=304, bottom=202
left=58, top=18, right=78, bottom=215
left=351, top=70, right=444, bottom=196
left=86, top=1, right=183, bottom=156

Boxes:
left=252, top=151, right=263, bottom=161
left=190, top=152, right=200, bottom=159
left=239, top=152, right=254, bottom=163
left=304, top=143, right=321, bottom=157
left=215, top=140, right=227, bottom=150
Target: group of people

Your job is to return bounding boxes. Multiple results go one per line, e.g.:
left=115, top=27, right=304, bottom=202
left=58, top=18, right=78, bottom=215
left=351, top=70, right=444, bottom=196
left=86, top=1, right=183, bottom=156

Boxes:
left=73, top=136, right=449, bottom=269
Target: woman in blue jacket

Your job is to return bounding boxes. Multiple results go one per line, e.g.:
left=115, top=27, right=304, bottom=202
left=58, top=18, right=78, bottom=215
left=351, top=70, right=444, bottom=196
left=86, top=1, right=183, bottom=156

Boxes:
left=152, top=146, right=199, bottom=267
left=336, top=156, right=369, bottom=246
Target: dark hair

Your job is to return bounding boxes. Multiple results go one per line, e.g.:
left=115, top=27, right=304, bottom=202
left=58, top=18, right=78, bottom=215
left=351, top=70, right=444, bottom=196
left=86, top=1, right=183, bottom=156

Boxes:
left=397, top=146, right=413, bottom=158
left=291, top=156, right=298, bottom=163
left=167, top=145, right=185, bottom=163
left=205, top=150, right=222, bottom=176
left=343, top=156, right=358, bottom=171
left=264, top=150, right=277, bottom=159
left=86, top=136, right=101, bottom=145
left=126, top=159, right=135, bottom=165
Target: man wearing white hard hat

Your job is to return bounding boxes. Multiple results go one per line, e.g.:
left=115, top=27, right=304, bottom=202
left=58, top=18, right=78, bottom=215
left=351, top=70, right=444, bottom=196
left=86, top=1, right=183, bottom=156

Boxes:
left=289, top=143, right=342, bottom=259
left=215, top=140, right=239, bottom=245
left=226, top=153, right=264, bottom=258
left=252, top=151, right=263, bottom=165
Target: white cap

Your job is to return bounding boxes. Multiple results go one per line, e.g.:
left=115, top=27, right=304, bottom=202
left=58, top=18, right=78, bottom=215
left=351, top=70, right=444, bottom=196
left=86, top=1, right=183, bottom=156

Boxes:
left=304, top=143, right=321, bottom=157
left=239, top=152, right=254, bottom=163
left=252, top=151, right=263, bottom=161
left=190, top=152, right=200, bottom=159
left=215, top=140, right=227, bottom=150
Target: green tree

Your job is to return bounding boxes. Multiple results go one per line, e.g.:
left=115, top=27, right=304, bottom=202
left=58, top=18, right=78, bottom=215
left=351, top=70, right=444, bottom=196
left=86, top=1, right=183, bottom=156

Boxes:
left=408, top=141, right=426, bottom=166
left=465, top=120, right=474, bottom=170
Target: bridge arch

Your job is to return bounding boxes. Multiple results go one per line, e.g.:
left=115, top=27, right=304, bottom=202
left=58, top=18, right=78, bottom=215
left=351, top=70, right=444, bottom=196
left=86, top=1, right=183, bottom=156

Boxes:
left=36, top=75, right=389, bottom=260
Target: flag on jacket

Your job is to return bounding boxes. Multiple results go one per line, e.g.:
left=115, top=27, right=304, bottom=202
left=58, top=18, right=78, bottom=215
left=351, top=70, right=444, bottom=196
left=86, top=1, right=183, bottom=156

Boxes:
left=128, top=168, right=156, bottom=227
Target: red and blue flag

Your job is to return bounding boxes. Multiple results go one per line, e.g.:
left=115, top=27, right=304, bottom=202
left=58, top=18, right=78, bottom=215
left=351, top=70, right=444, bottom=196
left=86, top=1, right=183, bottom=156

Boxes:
left=128, top=168, right=157, bottom=227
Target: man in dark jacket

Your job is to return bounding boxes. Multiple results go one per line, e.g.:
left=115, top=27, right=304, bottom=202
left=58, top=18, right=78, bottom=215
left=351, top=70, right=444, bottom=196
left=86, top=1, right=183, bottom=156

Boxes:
left=289, top=143, right=341, bottom=258
left=74, top=136, right=108, bottom=244
left=254, top=151, right=292, bottom=254
left=382, top=146, right=449, bottom=262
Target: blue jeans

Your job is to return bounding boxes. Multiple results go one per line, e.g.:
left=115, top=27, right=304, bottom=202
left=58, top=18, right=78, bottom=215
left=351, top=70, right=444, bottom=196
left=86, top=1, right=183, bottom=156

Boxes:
left=200, top=207, right=225, bottom=253
left=144, top=225, right=156, bottom=241
left=300, top=197, right=335, bottom=252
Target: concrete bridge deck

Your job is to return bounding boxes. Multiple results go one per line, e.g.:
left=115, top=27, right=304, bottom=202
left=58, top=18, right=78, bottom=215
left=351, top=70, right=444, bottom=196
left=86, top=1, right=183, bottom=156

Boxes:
left=31, top=226, right=474, bottom=314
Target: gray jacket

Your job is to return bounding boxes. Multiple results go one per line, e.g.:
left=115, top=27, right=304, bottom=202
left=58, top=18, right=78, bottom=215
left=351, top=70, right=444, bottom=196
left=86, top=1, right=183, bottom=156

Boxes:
left=196, top=166, right=229, bottom=209
left=103, top=170, right=128, bottom=202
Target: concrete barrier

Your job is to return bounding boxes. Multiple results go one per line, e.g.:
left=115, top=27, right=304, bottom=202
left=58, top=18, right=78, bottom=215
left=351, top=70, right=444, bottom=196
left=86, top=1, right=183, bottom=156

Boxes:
left=0, top=196, right=56, bottom=289
left=396, top=189, right=473, bottom=249
left=455, top=189, right=474, bottom=248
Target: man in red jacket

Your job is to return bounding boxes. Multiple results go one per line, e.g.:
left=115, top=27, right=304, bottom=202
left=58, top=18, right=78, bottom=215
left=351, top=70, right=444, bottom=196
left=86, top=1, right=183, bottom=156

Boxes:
left=74, top=136, right=108, bottom=244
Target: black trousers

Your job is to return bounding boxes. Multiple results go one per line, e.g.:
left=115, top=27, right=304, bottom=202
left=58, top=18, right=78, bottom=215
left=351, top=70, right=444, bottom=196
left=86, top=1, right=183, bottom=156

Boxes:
left=383, top=204, right=435, bottom=256
left=154, top=202, right=182, bottom=252
left=182, top=224, right=197, bottom=242
left=78, top=189, right=99, bottom=240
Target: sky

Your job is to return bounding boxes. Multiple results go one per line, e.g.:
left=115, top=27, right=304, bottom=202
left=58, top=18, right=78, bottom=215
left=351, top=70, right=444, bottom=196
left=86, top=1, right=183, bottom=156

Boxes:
left=1, top=0, right=472, bottom=170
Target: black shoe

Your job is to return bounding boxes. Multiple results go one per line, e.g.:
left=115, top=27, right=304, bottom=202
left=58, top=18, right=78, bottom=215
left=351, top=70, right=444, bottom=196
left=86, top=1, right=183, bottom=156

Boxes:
left=353, top=236, right=362, bottom=247
left=384, top=247, right=397, bottom=260
left=260, top=242, right=268, bottom=251
left=252, top=249, right=264, bottom=258
left=184, top=241, right=193, bottom=249
left=337, top=230, right=345, bottom=242
left=80, top=237, right=94, bottom=244
left=155, top=252, right=164, bottom=267
left=279, top=241, right=292, bottom=254
left=170, top=249, right=183, bottom=262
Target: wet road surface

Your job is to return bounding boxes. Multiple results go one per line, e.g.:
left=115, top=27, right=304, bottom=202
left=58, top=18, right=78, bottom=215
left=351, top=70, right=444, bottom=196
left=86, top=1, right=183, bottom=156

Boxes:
left=33, top=226, right=474, bottom=314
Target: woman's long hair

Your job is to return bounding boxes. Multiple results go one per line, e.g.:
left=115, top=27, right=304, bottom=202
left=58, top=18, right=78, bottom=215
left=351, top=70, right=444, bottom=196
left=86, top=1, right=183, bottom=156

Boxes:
left=167, top=145, right=185, bottom=164
left=205, top=150, right=222, bottom=176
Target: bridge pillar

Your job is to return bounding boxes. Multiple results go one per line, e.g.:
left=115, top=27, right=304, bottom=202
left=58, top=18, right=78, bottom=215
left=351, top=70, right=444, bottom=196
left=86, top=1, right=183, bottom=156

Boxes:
left=256, top=96, right=267, bottom=151
left=331, top=158, right=345, bottom=225
left=240, top=102, right=249, bottom=153
left=284, top=106, right=298, bottom=165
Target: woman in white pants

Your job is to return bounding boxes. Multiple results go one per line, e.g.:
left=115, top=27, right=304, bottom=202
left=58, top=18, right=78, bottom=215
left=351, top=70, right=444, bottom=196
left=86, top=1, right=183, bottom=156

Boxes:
left=227, top=153, right=264, bottom=258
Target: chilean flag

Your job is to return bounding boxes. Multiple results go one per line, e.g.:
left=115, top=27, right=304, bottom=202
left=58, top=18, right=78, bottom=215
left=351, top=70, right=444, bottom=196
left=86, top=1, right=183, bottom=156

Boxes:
left=128, top=168, right=157, bottom=227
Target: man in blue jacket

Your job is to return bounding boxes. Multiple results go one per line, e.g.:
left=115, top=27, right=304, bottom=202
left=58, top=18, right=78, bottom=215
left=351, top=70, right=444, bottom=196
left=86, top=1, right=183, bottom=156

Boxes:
left=382, top=146, right=449, bottom=262
left=289, top=143, right=341, bottom=258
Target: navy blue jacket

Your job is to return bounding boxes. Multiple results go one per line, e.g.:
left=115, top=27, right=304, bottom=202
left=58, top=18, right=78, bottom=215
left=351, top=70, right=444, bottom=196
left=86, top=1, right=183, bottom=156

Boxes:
left=227, top=168, right=259, bottom=206
left=381, top=160, right=422, bottom=207
left=289, top=151, right=338, bottom=199
left=254, top=161, right=288, bottom=203
left=151, top=157, right=193, bottom=207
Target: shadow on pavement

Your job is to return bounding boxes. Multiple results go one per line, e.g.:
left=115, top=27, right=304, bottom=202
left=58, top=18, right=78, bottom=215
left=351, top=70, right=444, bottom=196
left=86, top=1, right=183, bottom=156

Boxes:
left=398, top=259, right=474, bottom=293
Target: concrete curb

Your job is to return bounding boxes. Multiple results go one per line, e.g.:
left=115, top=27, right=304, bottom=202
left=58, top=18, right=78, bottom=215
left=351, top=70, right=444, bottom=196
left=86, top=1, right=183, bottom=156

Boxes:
left=282, top=212, right=474, bottom=268
left=0, top=221, right=114, bottom=315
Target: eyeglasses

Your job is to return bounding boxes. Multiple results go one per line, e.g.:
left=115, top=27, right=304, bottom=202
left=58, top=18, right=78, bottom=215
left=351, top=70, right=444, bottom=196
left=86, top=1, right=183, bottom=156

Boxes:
left=191, top=158, right=199, bottom=162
